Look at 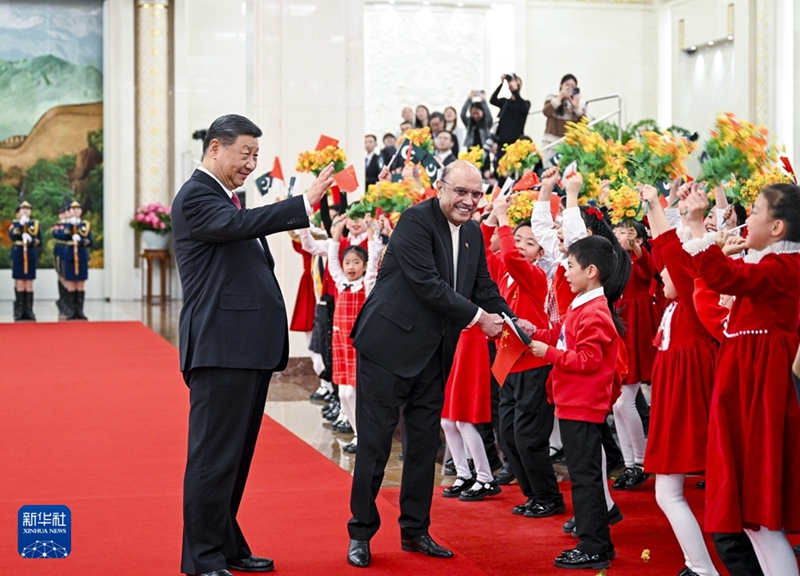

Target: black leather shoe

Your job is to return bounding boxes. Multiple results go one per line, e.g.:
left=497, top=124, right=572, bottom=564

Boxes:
left=554, top=547, right=610, bottom=570
left=347, top=539, right=371, bottom=568
left=678, top=568, right=701, bottom=576
left=400, top=534, right=453, bottom=558
left=616, top=465, right=648, bottom=489
left=194, top=571, right=234, bottom=576
left=512, top=497, right=536, bottom=515
left=549, top=447, right=565, bottom=461
left=524, top=500, right=566, bottom=518
left=794, top=544, right=800, bottom=557
left=226, top=555, right=274, bottom=572
left=459, top=479, right=501, bottom=501
left=562, top=516, right=576, bottom=533
left=443, top=458, right=456, bottom=476
left=442, top=476, right=474, bottom=498
left=494, top=462, right=516, bottom=485
left=342, top=442, right=357, bottom=453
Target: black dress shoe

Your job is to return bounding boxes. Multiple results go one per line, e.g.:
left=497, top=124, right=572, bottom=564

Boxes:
left=459, top=479, right=501, bottom=501
left=554, top=547, right=610, bottom=570
left=794, top=544, right=800, bottom=557
left=342, top=442, right=357, bottom=453
left=524, top=500, right=566, bottom=518
left=400, top=534, right=453, bottom=558
left=613, top=465, right=648, bottom=489
left=494, top=462, right=516, bottom=485
left=562, top=516, right=576, bottom=533
left=193, top=571, right=234, bottom=576
left=678, top=568, right=701, bottom=576
left=347, top=539, right=371, bottom=568
left=549, top=447, right=565, bottom=461
left=512, top=497, right=536, bottom=515
left=442, top=476, right=473, bottom=498
left=226, top=555, right=274, bottom=572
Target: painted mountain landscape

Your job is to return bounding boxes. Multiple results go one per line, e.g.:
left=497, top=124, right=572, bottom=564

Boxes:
left=0, top=1, right=104, bottom=269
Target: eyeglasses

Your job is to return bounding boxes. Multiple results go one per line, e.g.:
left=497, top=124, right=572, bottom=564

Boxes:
left=441, top=180, right=484, bottom=202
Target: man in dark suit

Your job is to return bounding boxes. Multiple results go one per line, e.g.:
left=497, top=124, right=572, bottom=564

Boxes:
left=172, top=114, right=334, bottom=576
left=346, top=160, right=513, bottom=567
left=364, top=134, right=382, bottom=187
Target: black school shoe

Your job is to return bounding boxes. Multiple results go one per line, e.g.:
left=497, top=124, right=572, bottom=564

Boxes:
left=612, top=465, right=648, bottom=490
left=524, top=500, right=566, bottom=518
left=443, top=458, right=474, bottom=477
left=442, top=477, right=474, bottom=498
left=554, top=547, right=610, bottom=570
left=459, top=479, right=501, bottom=501
left=494, top=461, right=516, bottom=485
left=512, top=497, right=536, bottom=515
left=568, top=504, right=624, bottom=537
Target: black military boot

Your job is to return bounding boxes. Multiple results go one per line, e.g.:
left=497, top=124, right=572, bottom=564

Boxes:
left=24, top=291, right=36, bottom=321
left=75, top=290, right=88, bottom=320
left=13, top=289, right=23, bottom=321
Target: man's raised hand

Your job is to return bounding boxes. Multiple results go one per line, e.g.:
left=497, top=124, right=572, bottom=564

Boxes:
left=306, top=163, right=336, bottom=207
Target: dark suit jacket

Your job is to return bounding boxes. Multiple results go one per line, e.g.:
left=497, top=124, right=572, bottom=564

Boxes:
left=172, top=169, right=308, bottom=378
left=351, top=198, right=512, bottom=379
left=365, top=153, right=382, bottom=187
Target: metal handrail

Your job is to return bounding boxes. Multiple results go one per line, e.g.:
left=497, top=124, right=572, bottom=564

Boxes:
left=539, top=93, right=624, bottom=152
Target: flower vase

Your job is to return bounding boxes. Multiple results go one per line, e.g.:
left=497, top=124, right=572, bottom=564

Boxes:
left=142, top=230, right=171, bottom=250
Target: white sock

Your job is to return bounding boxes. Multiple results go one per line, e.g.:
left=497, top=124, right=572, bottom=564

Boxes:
left=339, top=385, right=357, bottom=437
left=441, top=419, right=471, bottom=479
left=601, top=447, right=615, bottom=510
left=311, top=352, right=324, bottom=376
left=655, top=474, right=719, bottom=576
left=550, top=417, right=563, bottom=450
left=613, top=383, right=647, bottom=467
left=456, top=421, right=493, bottom=483
left=744, top=526, right=799, bottom=576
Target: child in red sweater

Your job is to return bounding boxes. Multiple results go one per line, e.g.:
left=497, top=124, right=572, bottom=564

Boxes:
left=528, top=235, right=622, bottom=570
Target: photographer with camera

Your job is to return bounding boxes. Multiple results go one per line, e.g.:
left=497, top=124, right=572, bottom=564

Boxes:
left=489, top=74, right=531, bottom=169
left=461, top=90, right=493, bottom=152
left=542, top=73, right=586, bottom=163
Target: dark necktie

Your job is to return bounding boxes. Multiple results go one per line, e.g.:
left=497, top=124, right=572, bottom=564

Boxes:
left=231, top=193, right=242, bottom=210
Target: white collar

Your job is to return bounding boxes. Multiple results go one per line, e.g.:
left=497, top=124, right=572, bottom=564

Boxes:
left=198, top=165, right=234, bottom=199
left=438, top=150, right=453, bottom=160
left=744, top=240, right=800, bottom=263
left=570, top=286, right=605, bottom=310
left=447, top=220, right=460, bottom=235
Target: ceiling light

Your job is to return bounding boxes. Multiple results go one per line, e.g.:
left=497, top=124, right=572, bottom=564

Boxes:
left=727, top=35, right=733, bottom=40
left=707, top=40, right=714, bottom=46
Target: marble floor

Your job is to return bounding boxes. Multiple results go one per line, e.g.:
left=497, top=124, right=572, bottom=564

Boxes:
left=4, top=298, right=555, bottom=488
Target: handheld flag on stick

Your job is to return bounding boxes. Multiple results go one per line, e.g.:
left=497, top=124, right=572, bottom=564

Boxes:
left=491, top=313, right=533, bottom=385
left=334, top=165, right=359, bottom=193
left=316, top=135, right=339, bottom=151
left=255, top=157, right=284, bottom=196
left=512, top=171, right=540, bottom=191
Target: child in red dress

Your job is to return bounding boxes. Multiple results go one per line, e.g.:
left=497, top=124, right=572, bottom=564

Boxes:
left=611, top=220, right=657, bottom=489
left=640, top=185, right=721, bottom=576
left=681, top=183, right=800, bottom=576
left=327, top=217, right=383, bottom=453
left=528, top=235, right=623, bottom=570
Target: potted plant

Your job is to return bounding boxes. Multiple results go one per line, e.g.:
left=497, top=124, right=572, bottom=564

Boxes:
left=130, top=202, right=172, bottom=249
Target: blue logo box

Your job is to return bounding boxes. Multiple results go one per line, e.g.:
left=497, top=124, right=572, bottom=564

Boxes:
left=18, top=505, right=71, bottom=558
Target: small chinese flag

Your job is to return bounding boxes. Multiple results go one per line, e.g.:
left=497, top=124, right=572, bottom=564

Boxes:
left=780, top=155, right=796, bottom=183
left=271, top=156, right=284, bottom=182
left=512, top=171, right=540, bottom=191
left=333, top=165, right=359, bottom=193
left=491, top=325, right=528, bottom=385
left=316, top=134, right=339, bottom=151
left=488, top=185, right=502, bottom=203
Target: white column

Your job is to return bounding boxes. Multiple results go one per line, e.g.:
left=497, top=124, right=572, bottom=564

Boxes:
left=136, top=0, right=171, bottom=207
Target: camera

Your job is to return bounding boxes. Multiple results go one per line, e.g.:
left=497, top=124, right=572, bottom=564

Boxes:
left=572, top=87, right=580, bottom=96
left=504, top=73, right=517, bottom=82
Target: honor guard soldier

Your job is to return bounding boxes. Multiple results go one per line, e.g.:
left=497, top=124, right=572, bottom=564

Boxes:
left=9, top=200, right=41, bottom=321
left=51, top=200, right=92, bottom=320
left=52, top=204, right=71, bottom=314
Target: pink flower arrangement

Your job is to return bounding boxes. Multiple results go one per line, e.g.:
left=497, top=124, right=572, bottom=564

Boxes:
left=130, top=202, right=172, bottom=233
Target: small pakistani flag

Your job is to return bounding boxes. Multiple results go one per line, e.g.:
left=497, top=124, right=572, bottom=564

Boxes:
left=255, top=157, right=284, bottom=196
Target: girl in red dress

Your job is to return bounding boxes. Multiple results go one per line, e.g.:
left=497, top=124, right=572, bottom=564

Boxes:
left=327, top=217, right=383, bottom=454
left=640, top=186, right=721, bottom=576
left=681, top=183, right=800, bottom=576
left=611, top=220, right=657, bottom=489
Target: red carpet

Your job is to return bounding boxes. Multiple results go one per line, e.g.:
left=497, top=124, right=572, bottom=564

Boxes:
left=2, top=321, right=796, bottom=575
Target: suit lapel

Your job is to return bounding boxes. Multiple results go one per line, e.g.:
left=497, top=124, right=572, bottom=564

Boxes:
left=431, top=199, right=455, bottom=288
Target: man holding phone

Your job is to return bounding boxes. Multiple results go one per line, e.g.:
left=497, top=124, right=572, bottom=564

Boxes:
left=542, top=73, right=587, bottom=164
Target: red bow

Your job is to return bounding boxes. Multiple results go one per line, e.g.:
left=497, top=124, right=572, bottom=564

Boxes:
left=587, top=206, right=603, bottom=221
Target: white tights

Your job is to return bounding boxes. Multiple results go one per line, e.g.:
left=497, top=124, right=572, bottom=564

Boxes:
left=655, top=474, right=719, bottom=576
left=612, top=383, right=647, bottom=467
left=744, top=526, right=799, bottom=576
left=339, top=385, right=357, bottom=439
left=441, top=418, right=492, bottom=483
